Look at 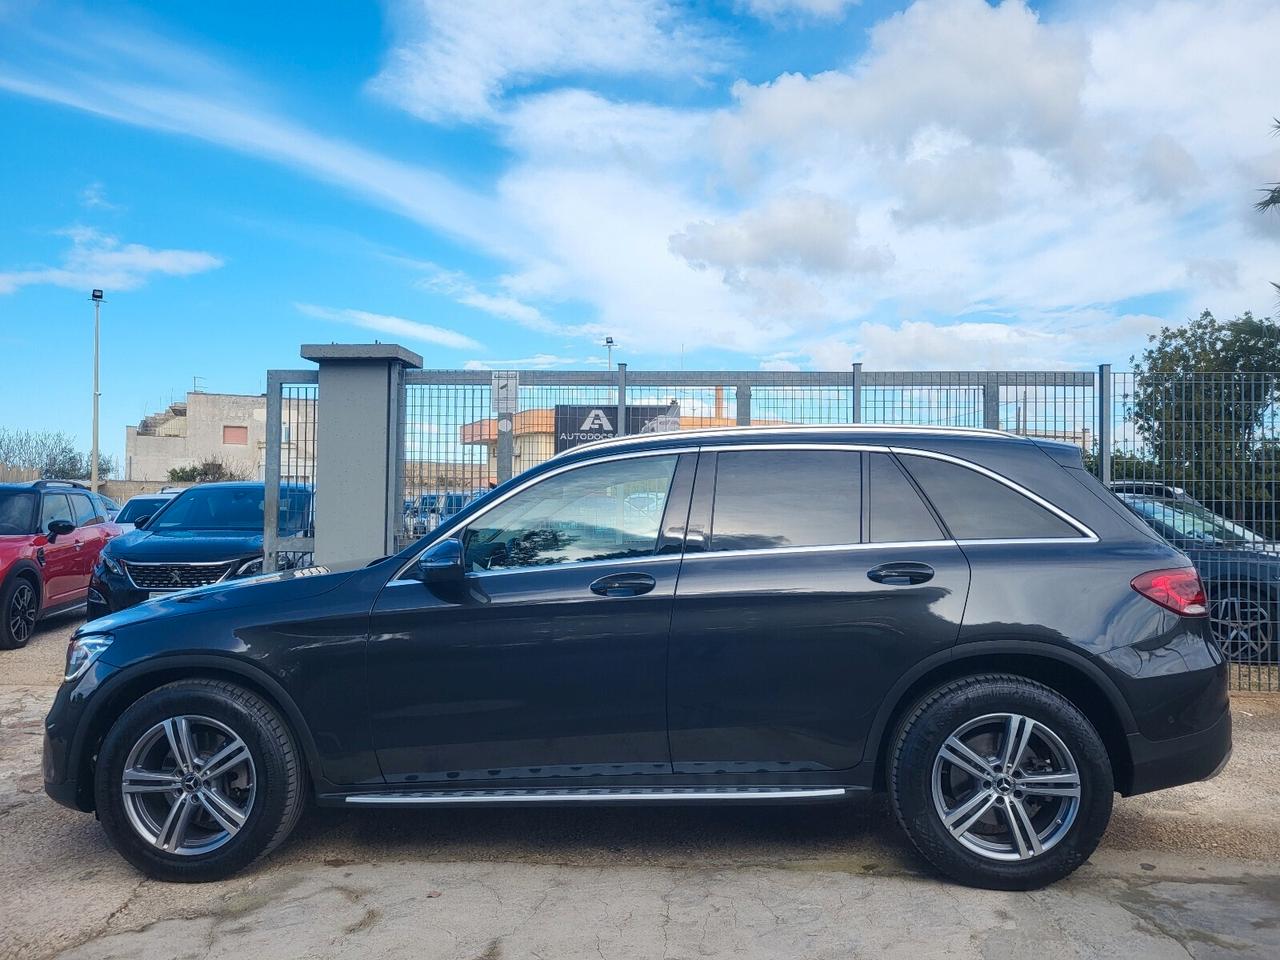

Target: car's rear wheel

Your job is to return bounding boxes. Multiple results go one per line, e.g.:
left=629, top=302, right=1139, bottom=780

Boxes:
left=889, top=674, right=1113, bottom=890
left=1208, top=587, right=1276, bottom=663
left=94, top=679, right=306, bottom=882
left=0, top=575, right=38, bottom=649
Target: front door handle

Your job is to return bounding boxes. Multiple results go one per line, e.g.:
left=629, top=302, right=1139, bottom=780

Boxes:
left=867, top=561, right=934, bottom=586
left=73, top=539, right=84, bottom=551
left=589, top=572, right=657, bottom=597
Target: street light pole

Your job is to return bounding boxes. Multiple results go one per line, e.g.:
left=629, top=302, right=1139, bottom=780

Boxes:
left=90, top=290, right=103, bottom=494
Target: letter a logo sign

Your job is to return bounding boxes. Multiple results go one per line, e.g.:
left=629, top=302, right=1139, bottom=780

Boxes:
left=580, top=408, right=614, bottom=432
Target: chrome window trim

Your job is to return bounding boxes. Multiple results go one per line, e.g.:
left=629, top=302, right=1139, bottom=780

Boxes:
left=683, top=539, right=953, bottom=561
left=889, top=447, right=1099, bottom=542
left=390, top=439, right=1098, bottom=584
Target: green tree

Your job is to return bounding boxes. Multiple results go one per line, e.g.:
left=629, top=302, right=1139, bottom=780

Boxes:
left=167, top=459, right=250, bottom=483
left=1126, top=310, right=1280, bottom=536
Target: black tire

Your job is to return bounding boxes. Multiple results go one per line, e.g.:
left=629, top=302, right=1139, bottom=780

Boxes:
left=0, top=573, right=39, bottom=650
left=94, top=679, right=306, bottom=882
left=889, top=674, right=1113, bottom=890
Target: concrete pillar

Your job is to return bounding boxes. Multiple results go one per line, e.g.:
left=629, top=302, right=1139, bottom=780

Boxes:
left=301, top=343, right=422, bottom=565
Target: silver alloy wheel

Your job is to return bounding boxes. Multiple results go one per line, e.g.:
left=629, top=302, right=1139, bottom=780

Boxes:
left=8, top=581, right=36, bottom=644
left=931, top=713, right=1081, bottom=862
left=1209, top=595, right=1273, bottom=661
left=120, top=715, right=256, bottom=856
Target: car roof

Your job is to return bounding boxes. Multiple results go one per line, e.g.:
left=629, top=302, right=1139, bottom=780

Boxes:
left=553, top=423, right=1034, bottom=462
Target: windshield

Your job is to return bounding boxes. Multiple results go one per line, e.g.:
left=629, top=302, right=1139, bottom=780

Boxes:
left=148, top=486, right=312, bottom=533
left=117, top=496, right=169, bottom=523
left=1124, top=495, right=1266, bottom=545
left=0, top=491, right=38, bottom=536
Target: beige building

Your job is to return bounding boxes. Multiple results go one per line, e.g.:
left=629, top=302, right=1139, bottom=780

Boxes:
left=125, top=391, right=316, bottom=483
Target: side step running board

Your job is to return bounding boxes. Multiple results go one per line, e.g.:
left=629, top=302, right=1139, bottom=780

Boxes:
left=341, top=786, right=851, bottom=807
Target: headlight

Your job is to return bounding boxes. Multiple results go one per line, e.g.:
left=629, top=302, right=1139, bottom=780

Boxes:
left=99, top=552, right=122, bottom=576
left=65, top=633, right=113, bottom=683
left=236, top=557, right=264, bottom=577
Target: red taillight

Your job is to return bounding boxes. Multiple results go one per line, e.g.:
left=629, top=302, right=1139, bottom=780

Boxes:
left=1131, top=567, right=1208, bottom=617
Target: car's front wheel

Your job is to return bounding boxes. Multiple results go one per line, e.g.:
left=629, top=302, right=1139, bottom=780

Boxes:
left=94, top=679, right=306, bottom=882
left=889, top=674, right=1113, bottom=890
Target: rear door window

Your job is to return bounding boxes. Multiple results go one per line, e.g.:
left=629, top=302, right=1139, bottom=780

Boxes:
left=69, top=492, right=100, bottom=526
left=867, top=453, right=943, bottom=543
left=709, top=450, right=860, bottom=551
left=39, top=493, right=74, bottom=531
left=899, top=454, right=1083, bottom=540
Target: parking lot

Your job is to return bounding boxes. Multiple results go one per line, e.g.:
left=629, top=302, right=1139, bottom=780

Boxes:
left=1, top=614, right=1277, bottom=960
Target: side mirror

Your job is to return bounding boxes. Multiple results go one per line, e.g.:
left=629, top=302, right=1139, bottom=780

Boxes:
left=47, top=519, right=75, bottom=542
left=132, top=515, right=152, bottom=530
left=416, top=537, right=464, bottom=584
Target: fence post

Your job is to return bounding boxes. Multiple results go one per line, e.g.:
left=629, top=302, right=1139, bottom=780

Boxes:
left=1097, top=363, right=1112, bottom=484
left=982, top=373, right=1001, bottom=430
left=301, top=343, right=421, bottom=564
left=264, top=370, right=283, bottom=570
left=852, top=363, right=863, bottom=424
left=616, top=362, right=628, bottom=437
left=736, top=382, right=752, bottom=426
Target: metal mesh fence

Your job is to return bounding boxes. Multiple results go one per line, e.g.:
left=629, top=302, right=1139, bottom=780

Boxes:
left=1110, top=371, right=1280, bottom=690
left=265, top=364, right=1280, bottom=690
left=265, top=378, right=318, bottom=570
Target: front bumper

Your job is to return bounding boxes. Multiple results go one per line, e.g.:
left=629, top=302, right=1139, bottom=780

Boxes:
left=1124, top=704, right=1232, bottom=796
left=87, top=568, right=150, bottom=619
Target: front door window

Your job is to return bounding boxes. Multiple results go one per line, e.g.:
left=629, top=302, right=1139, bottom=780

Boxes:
left=463, top=455, right=679, bottom=571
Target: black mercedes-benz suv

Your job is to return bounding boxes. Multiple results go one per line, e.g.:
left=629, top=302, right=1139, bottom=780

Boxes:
left=45, top=427, right=1230, bottom=889
left=87, top=482, right=313, bottom=618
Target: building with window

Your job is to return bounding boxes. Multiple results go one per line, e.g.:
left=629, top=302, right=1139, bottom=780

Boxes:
left=124, top=391, right=315, bottom=483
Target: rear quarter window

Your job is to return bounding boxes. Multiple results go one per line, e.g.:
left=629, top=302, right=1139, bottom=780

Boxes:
left=900, top=454, right=1084, bottom=540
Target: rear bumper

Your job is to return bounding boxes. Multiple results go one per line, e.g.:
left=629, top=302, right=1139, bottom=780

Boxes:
left=1123, top=705, right=1232, bottom=796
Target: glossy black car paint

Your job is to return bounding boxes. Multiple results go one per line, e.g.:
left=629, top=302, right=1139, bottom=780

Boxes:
left=46, top=428, right=1230, bottom=816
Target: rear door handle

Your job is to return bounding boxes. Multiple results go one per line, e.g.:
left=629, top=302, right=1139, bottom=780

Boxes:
left=589, top=572, right=657, bottom=597
left=867, top=561, right=934, bottom=585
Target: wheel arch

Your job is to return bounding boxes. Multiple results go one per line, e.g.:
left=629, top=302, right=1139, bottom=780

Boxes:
left=69, top=655, right=324, bottom=812
left=4, top=559, right=44, bottom=607
left=869, top=641, right=1138, bottom=795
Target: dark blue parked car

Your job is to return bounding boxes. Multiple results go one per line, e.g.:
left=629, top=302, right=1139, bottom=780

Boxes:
left=1112, top=482, right=1278, bottom=662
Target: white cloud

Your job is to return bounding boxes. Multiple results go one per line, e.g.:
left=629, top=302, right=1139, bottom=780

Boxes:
left=671, top=192, right=890, bottom=276
left=79, top=181, right=122, bottom=211
left=740, top=1, right=859, bottom=21
left=372, top=0, right=723, bottom=123
left=463, top=354, right=605, bottom=370
left=0, top=227, right=221, bottom=295
left=294, top=303, right=483, bottom=351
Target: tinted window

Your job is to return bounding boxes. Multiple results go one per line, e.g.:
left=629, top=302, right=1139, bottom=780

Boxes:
left=40, top=493, right=74, bottom=530
left=868, top=453, right=943, bottom=543
left=69, top=492, right=99, bottom=526
left=901, top=454, right=1082, bottom=540
left=710, top=450, right=859, bottom=551
left=152, top=486, right=265, bottom=531
left=464, top=455, right=678, bottom=571
left=0, top=491, right=38, bottom=535
left=117, top=497, right=169, bottom=524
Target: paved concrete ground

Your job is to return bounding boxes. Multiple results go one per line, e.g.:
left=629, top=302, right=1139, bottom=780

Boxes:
left=3, top=615, right=1279, bottom=960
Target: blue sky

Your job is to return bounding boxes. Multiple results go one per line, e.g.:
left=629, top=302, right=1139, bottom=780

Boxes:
left=1, top=0, right=1277, bottom=463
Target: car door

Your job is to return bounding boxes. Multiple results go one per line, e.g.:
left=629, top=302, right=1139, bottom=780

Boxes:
left=366, top=452, right=695, bottom=785
left=666, top=447, right=971, bottom=775
left=66, top=492, right=111, bottom=594
left=37, top=493, right=80, bottom=605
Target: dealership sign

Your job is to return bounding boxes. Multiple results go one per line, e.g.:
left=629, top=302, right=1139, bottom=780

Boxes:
left=554, top=403, right=680, bottom=452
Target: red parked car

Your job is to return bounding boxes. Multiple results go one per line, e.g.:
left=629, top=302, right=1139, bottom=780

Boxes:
left=0, top=480, right=122, bottom=648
